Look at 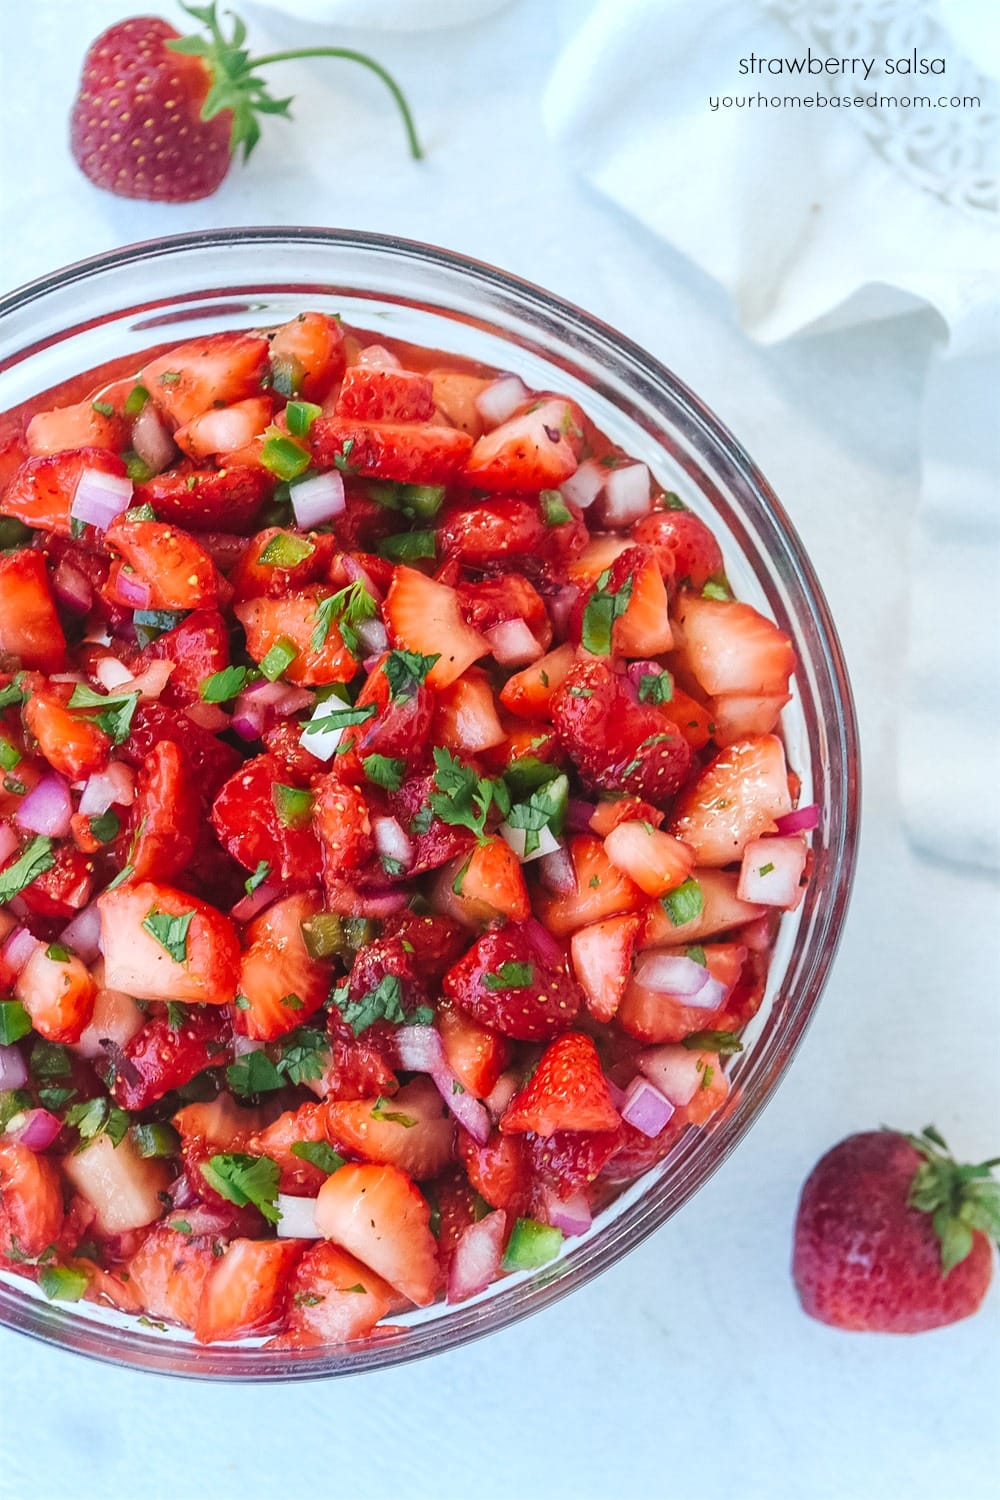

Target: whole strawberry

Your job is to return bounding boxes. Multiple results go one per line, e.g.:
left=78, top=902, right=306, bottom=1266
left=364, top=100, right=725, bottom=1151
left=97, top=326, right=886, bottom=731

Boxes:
left=792, top=1127, right=999, bottom=1334
left=70, top=2, right=420, bottom=204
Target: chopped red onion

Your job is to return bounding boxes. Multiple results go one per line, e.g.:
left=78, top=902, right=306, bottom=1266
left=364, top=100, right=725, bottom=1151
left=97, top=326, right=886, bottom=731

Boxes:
left=605, top=1076, right=627, bottom=1112
left=372, top=816, right=413, bottom=870
left=94, top=656, right=134, bottom=692
left=499, top=822, right=561, bottom=864
left=542, top=1188, right=592, bottom=1237
left=484, top=1070, right=520, bottom=1123
left=231, top=880, right=280, bottom=923
left=3, top=927, right=42, bottom=976
left=602, top=463, right=652, bottom=526
left=738, top=914, right=772, bottom=952
left=325, top=886, right=409, bottom=918
left=52, top=557, right=93, bottom=614
left=59, top=902, right=102, bottom=963
left=276, top=1193, right=323, bottom=1239
left=395, top=1024, right=445, bottom=1073
left=484, top=619, right=543, bottom=667
left=625, top=660, right=666, bottom=699
left=232, top=679, right=312, bottom=740
left=114, top=571, right=152, bottom=610
left=70, top=468, right=133, bottom=530
left=546, top=584, right=579, bottom=637
left=774, top=803, right=820, bottom=835
left=78, top=762, right=135, bottom=815
left=0, top=1044, right=28, bottom=1092
left=633, top=952, right=710, bottom=998
left=290, top=470, right=345, bottom=529
left=520, top=917, right=565, bottom=968
left=621, top=1075, right=676, bottom=1137
left=537, top=843, right=577, bottom=894
left=737, top=835, right=807, bottom=909
left=447, top=1210, right=508, bottom=1303
left=118, top=659, right=175, bottom=700
left=173, top=1202, right=240, bottom=1237
left=7, top=1107, right=62, bottom=1151
left=355, top=617, right=389, bottom=657
left=232, top=1033, right=259, bottom=1059
left=637, top=1045, right=703, bottom=1107
left=0, top=824, right=18, bottom=867
left=432, top=1067, right=491, bottom=1145
left=560, top=458, right=605, bottom=510
left=131, top=402, right=176, bottom=475
left=565, top=798, right=597, bottom=835
left=16, top=774, right=73, bottom=838
left=475, top=374, right=529, bottom=430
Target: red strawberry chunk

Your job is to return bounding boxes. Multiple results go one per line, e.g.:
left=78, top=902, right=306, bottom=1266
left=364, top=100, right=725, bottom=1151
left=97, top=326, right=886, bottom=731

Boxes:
left=130, top=739, right=200, bottom=883
left=631, top=507, right=723, bottom=588
left=442, top=922, right=583, bottom=1041
left=1, top=448, right=127, bottom=536
left=99, top=882, right=241, bottom=1008
left=463, top=398, right=583, bottom=491
left=270, top=313, right=346, bottom=403
left=311, top=417, right=473, bottom=485
left=105, top=517, right=220, bottom=611
left=236, top=891, right=331, bottom=1042
left=141, top=334, right=270, bottom=424
left=109, top=1007, right=232, bottom=1111
left=438, top=497, right=586, bottom=571
left=335, top=367, right=435, bottom=423
left=196, top=1237, right=305, bottom=1344
left=525, top=1128, right=622, bottom=1200
left=668, top=734, right=792, bottom=866
left=500, top=1033, right=620, bottom=1137
left=0, top=550, right=67, bottom=672
left=135, top=465, right=274, bottom=532
left=140, top=608, right=231, bottom=706
left=122, top=701, right=242, bottom=805
left=0, top=1143, right=65, bottom=1261
left=267, top=1242, right=395, bottom=1349
left=457, top=1129, right=532, bottom=1216
left=211, top=754, right=323, bottom=887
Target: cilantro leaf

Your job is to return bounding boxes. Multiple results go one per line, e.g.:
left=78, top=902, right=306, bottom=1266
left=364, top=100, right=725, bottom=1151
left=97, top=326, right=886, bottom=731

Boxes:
left=0, top=675, right=25, bottom=710
left=200, top=664, right=258, bottom=702
left=276, top=1027, right=329, bottom=1086
left=371, top=1097, right=417, bottom=1127
left=637, top=669, right=674, bottom=705
left=140, top=906, right=194, bottom=964
left=67, top=684, right=140, bottom=744
left=200, top=1152, right=281, bottom=1224
left=303, top=701, right=377, bottom=736
left=383, top=650, right=439, bottom=700
left=226, top=1050, right=283, bottom=1096
left=362, top=754, right=407, bottom=792
left=65, top=1096, right=130, bottom=1149
left=581, top=568, right=633, bottom=655
left=339, top=974, right=407, bottom=1036
left=483, top=962, right=534, bottom=991
left=311, top=581, right=379, bottom=653
left=290, top=1140, right=344, bottom=1175
left=503, top=774, right=568, bottom=857
left=0, top=836, right=54, bottom=904
left=88, top=809, right=120, bottom=845
left=244, top=860, right=271, bottom=896
left=682, top=1030, right=744, bottom=1055
left=429, top=747, right=508, bottom=844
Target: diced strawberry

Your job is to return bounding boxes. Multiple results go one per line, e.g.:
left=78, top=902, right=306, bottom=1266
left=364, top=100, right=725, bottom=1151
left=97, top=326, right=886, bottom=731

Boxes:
left=567, top=535, right=633, bottom=585
left=572, top=546, right=671, bottom=657
left=130, top=739, right=200, bottom=883
left=442, top=921, right=582, bottom=1041
left=433, top=669, right=506, bottom=756
left=463, top=398, right=583, bottom=491
left=311, top=417, right=473, bottom=485
left=428, top=1165, right=487, bottom=1267
left=341, top=935, right=431, bottom=1024
left=617, top=942, right=747, bottom=1043
left=550, top=658, right=692, bottom=804
left=499, top=643, right=575, bottom=721
left=174, top=396, right=272, bottom=461
left=127, top=1225, right=216, bottom=1331
left=0, top=424, right=29, bottom=496
left=135, top=465, right=274, bottom=532
left=353, top=651, right=435, bottom=765
left=380, top=912, right=468, bottom=979
left=322, top=1024, right=396, bottom=1104
left=25, top=399, right=128, bottom=457
left=383, top=567, right=487, bottom=690
left=235, top=590, right=356, bottom=686
left=0, top=550, right=67, bottom=672
left=1, top=448, right=128, bottom=536
left=534, top=835, right=644, bottom=938
left=312, top=777, right=374, bottom=873
left=15, top=944, right=96, bottom=1043
left=500, top=1033, right=620, bottom=1137
left=335, top=366, right=435, bottom=423
left=237, top=891, right=330, bottom=1042
left=173, top=1093, right=256, bottom=1166
left=211, top=754, right=323, bottom=887
left=99, top=880, right=241, bottom=1006
left=23, top=683, right=110, bottom=778
left=105, top=518, right=220, bottom=610
left=570, top=914, right=642, bottom=1022
left=313, top=1162, right=440, bottom=1306
left=140, top=608, right=230, bottom=706
left=325, top=1077, right=455, bottom=1180
left=438, top=496, right=585, bottom=570
left=603, top=820, right=695, bottom=898
left=668, top=734, right=792, bottom=865
left=451, top=837, right=531, bottom=923
left=457, top=1128, right=532, bottom=1216
left=588, top=798, right=664, bottom=836
left=675, top=596, right=795, bottom=698
left=680, top=1050, right=731, bottom=1126
left=427, top=370, right=491, bottom=437
left=229, top=528, right=335, bottom=601
left=141, top=333, right=270, bottom=426
left=437, top=998, right=509, bottom=1097
left=267, top=1241, right=395, bottom=1349
left=602, top=1117, right=685, bottom=1183
left=196, top=1236, right=305, bottom=1344
left=110, top=1006, right=232, bottom=1111
left=526, top=1129, right=621, bottom=1201
left=269, top=313, right=346, bottom=402
left=665, top=687, right=716, bottom=751
left=16, top=842, right=95, bottom=921
left=641, top=869, right=766, bottom=946
left=247, top=1101, right=333, bottom=1195
left=0, top=1142, right=65, bottom=1260
left=386, top=775, right=474, bottom=875
left=631, top=507, right=723, bottom=588
left=122, top=701, right=242, bottom=805
left=457, top=574, right=553, bottom=652
left=710, top=692, right=790, bottom=744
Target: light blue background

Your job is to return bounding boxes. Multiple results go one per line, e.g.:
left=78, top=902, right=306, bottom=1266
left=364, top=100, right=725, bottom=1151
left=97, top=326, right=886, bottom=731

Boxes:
left=0, top=3, right=996, bottom=1497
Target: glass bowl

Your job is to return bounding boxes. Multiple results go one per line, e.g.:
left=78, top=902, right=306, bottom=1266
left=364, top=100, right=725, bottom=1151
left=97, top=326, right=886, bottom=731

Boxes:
left=0, top=228, right=859, bottom=1380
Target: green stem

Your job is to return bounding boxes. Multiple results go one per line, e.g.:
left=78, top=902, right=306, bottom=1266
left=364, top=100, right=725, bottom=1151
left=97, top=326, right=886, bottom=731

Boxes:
left=251, top=48, right=422, bottom=160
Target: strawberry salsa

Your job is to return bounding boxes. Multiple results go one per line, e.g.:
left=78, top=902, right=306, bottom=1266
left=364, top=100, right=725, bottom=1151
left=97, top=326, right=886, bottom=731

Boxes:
left=0, top=313, right=810, bottom=1345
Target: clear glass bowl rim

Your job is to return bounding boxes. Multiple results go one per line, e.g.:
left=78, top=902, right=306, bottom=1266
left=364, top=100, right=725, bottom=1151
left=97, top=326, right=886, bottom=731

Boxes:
left=0, top=227, right=860, bottom=1381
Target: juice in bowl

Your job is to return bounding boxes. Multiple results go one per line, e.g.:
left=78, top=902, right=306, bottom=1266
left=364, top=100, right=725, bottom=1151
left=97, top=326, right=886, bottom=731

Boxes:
left=0, top=230, right=858, bottom=1378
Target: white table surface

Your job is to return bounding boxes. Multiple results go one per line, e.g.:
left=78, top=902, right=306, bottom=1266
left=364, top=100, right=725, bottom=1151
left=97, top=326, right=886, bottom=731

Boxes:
left=0, top=3, right=997, bottom=1498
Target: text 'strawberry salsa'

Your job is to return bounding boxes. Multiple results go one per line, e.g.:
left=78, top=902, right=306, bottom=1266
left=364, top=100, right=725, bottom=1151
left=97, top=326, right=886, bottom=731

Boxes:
left=0, top=314, right=812, bottom=1345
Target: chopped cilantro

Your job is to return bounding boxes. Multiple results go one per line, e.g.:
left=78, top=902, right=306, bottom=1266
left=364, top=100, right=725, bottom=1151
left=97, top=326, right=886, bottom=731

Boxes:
left=244, top=860, right=271, bottom=896
left=88, top=809, right=120, bottom=844
left=637, top=670, right=674, bottom=704
left=200, top=664, right=257, bottom=702
left=226, top=1049, right=283, bottom=1096
left=339, top=974, right=407, bottom=1036
left=158, top=371, right=181, bottom=385
left=200, top=1153, right=281, bottom=1224
left=384, top=649, right=439, bottom=699
left=66, top=1096, right=130, bottom=1149
left=0, top=675, right=25, bottom=710
left=303, top=701, right=377, bottom=737
left=660, top=491, right=686, bottom=511
left=686, top=944, right=708, bottom=967
left=30, top=1039, right=71, bottom=1080
left=362, top=754, right=406, bottom=792
left=0, top=836, right=54, bottom=904
left=380, top=855, right=405, bottom=877
left=311, top=580, right=378, bottom=653
left=483, top=962, right=534, bottom=991
left=682, top=1031, right=744, bottom=1055
left=332, top=437, right=358, bottom=475
left=429, top=747, right=509, bottom=844
left=661, top=877, right=703, bottom=927
left=140, top=906, right=194, bottom=964
left=281, top=993, right=303, bottom=1011
left=165, top=1002, right=187, bottom=1030
left=290, top=1140, right=344, bottom=1175
left=581, top=568, right=633, bottom=655
left=504, top=774, right=568, bottom=857
left=276, top=1027, right=328, bottom=1087
left=371, top=1097, right=417, bottom=1127
left=67, top=684, right=140, bottom=744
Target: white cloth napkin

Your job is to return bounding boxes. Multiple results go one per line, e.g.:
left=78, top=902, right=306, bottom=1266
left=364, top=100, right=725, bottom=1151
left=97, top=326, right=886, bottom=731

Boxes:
left=543, top=0, right=1000, bottom=873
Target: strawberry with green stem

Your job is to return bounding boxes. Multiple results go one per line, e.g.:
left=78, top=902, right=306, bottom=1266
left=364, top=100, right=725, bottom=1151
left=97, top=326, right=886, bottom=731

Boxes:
left=70, top=2, right=421, bottom=204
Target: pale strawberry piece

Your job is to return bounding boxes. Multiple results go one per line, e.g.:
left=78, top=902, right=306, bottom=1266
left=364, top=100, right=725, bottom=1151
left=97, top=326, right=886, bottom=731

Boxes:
left=237, top=891, right=330, bottom=1041
left=15, top=944, right=96, bottom=1044
left=142, top=334, right=270, bottom=425
left=174, top=396, right=272, bottom=460
left=313, top=1162, right=440, bottom=1306
left=534, top=834, right=645, bottom=937
left=196, top=1237, right=306, bottom=1343
left=384, top=567, right=487, bottom=689
left=570, top=914, right=643, bottom=1022
left=669, top=735, right=793, bottom=866
left=127, top=1226, right=216, bottom=1330
left=270, top=313, right=346, bottom=401
left=603, top=821, right=695, bottom=898
left=98, top=880, right=240, bottom=1005
left=325, top=1078, right=455, bottom=1180
left=464, top=398, right=582, bottom=492
left=0, top=1142, right=65, bottom=1260
left=26, top=399, right=127, bottom=457
left=434, top=669, right=507, bottom=755
left=675, top=596, right=795, bottom=698
left=711, top=692, right=790, bottom=744
left=499, top=644, right=576, bottom=721
left=268, top=1242, right=396, bottom=1348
